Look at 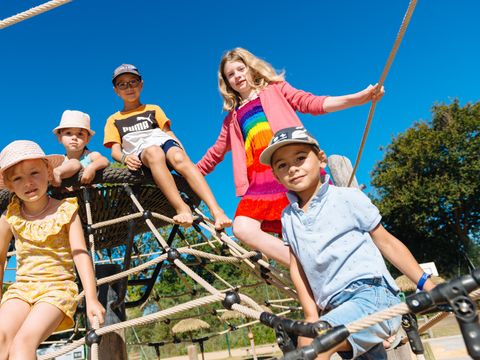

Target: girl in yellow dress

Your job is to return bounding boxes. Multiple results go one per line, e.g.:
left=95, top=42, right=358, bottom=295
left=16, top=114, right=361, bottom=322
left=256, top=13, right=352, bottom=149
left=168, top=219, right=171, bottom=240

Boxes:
left=0, top=140, right=105, bottom=360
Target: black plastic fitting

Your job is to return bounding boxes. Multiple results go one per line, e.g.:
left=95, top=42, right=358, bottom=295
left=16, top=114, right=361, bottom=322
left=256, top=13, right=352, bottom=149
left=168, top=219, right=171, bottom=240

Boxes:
left=222, top=291, right=241, bottom=310
left=142, top=210, right=152, bottom=220
left=85, top=330, right=102, bottom=346
left=167, top=248, right=180, bottom=261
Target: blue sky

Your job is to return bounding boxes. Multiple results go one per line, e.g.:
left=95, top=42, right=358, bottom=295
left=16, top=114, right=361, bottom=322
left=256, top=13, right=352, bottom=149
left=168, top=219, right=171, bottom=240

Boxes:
left=1, top=0, right=478, bottom=220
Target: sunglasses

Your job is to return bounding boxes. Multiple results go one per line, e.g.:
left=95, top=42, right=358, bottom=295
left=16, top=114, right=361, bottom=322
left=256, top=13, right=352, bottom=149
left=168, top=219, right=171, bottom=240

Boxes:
left=115, top=78, right=141, bottom=90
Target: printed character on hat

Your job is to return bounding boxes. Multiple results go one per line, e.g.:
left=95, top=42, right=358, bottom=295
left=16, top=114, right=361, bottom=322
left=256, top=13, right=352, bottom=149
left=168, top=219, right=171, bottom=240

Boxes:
left=105, top=64, right=231, bottom=230
left=196, top=48, right=385, bottom=266
left=52, top=110, right=109, bottom=186
left=262, top=127, right=435, bottom=359
left=0, top=140, right=105, bottom=359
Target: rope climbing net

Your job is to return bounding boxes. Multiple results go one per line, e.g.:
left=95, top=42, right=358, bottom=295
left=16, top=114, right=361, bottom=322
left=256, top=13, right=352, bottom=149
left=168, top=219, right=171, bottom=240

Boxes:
left=2, top=168, right=479, bottom=360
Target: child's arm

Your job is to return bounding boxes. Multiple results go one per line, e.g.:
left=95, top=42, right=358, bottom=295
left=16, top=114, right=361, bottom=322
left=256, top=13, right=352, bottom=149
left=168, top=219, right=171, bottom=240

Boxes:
left=323, top=84, right=384, bottom=113
left=0, top=215, right=12, bottom=300
left=111, top=143, right=142, bottom=171
left=289, top=249, right=319, bottom=346
left=196, top=115, right=232, bottom=176
left=68, top=213, right=105, bottom=325
left=370, top=224, right=435, bottom=291
left=80, top=152, right=110, bottom=184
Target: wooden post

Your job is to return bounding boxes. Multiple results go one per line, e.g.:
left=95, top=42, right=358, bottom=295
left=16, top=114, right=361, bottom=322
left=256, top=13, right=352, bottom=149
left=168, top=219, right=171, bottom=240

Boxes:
left=327, top=155, right=363, bottom=189
left=89, top=263, right=128, bottom=360
left=248, top=330, right=257, bottom=360
left=187, top=344, right=198, bottom=360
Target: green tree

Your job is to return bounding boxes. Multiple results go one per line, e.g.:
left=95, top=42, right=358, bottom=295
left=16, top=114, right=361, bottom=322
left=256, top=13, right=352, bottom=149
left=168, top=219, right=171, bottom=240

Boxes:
left=371, top=100, right=480, bottom=276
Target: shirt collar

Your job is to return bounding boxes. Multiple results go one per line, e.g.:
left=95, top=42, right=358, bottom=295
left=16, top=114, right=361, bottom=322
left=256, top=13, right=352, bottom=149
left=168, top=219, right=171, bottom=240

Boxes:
left=286, top=174, right=331, bottom=209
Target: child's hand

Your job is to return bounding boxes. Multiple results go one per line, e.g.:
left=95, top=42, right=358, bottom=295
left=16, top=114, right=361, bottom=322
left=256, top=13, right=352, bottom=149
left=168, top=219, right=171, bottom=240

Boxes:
left=125, top=154, right=142, bottom=171
left=81, top=167, right=96, bottom=184
left=356, top=83, right=385, bottom=105
left=87, top=298, right=106, bottom=327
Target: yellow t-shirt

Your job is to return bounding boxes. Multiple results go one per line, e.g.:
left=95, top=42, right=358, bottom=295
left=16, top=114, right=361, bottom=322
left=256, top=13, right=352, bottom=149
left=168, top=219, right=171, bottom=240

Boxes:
left=104, top=104, right=172, bottom=155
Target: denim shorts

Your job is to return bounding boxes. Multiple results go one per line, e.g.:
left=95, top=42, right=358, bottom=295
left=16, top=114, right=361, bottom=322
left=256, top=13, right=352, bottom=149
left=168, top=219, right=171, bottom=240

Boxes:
left=320, top=277, right=401, bottom=359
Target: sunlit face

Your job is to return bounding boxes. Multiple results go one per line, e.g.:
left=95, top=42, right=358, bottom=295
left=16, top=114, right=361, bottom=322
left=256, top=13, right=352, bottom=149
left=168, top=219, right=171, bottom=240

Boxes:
left=114, top=73, right=143, bottom=103
left=271, top=144, right=326, bottom=195
left=223, top=60, right=252, bottom=98
left=5, top=159, right=51, bottom=203
left=58, top=127, right=90, bottom=152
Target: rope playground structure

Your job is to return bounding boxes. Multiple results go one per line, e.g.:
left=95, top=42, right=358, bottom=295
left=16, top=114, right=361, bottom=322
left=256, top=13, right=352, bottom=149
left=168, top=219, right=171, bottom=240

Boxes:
left=1, top=168, right=480, bottom=360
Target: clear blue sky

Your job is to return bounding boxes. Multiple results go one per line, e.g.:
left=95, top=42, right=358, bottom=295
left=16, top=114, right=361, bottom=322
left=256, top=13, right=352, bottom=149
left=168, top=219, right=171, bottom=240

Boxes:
left=1, top=0, right=478, bottom=220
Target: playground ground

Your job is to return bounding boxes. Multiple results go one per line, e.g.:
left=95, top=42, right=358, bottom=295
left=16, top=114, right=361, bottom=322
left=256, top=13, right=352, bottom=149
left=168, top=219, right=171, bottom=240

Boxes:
left=138, top=313, right=471, bottom=360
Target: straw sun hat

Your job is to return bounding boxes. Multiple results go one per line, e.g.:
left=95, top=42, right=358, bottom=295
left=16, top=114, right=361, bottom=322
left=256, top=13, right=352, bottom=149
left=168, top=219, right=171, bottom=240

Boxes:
left=52, top=110, right=95, bottom=136
left=0, top=140, right=64, bottom=188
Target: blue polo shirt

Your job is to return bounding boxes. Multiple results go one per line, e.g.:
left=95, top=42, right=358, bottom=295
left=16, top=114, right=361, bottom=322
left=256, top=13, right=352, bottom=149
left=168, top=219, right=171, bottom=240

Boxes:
left=281, top=175, right=399, bottom=309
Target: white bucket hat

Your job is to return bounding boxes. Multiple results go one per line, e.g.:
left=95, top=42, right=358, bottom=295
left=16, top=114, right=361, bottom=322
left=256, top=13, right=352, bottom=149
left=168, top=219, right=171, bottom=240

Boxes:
left=0, top=140, right=65, bottom=189
left=52, top=110, right=95, bottom=136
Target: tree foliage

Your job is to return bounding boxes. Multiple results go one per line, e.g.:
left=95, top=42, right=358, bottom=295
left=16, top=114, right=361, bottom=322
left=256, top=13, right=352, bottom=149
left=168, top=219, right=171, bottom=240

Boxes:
left=371, top=100, right=480, bottom=276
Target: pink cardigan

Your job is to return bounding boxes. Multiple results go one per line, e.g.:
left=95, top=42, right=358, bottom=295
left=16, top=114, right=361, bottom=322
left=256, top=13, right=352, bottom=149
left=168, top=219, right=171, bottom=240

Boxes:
left=196, top=81, right=328, bottom=197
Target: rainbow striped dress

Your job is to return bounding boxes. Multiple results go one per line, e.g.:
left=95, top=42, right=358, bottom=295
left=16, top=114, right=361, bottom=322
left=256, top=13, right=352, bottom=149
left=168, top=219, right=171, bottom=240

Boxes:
left=234, top=97, right=289, bottom=235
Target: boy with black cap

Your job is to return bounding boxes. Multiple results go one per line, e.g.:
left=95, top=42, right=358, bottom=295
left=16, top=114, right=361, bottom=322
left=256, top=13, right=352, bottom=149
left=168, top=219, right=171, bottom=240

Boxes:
left=105, top=64, right=231, bottom=230
left=260, top=126, right=434, bottom=359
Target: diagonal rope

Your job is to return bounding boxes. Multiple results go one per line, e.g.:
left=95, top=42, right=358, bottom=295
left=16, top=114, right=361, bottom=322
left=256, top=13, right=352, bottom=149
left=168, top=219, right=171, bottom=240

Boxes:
left=0, top=0, right=72, bottom=30
left=347, top=0, right=418, bottom=186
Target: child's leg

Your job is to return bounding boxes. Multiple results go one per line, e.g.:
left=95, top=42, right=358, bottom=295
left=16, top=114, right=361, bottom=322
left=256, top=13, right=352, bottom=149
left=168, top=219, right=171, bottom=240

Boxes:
left=141, top=146, right=193, bottom=227
left=0, top=299, right=31, bottom=359
left=52, top=159, right=82, bottom=186
left=233, top=216, right=290, bottom=266
left=165, top=146, right=232, bottom=230
left=8, top=302, right=64, bottom=360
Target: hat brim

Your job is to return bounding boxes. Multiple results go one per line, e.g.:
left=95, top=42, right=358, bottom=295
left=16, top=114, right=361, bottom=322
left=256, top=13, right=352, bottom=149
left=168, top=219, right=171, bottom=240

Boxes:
left=0, top=154, right=65, bottom=189
left=52, top=126, right=95, bottom=136
left=112, top=72, right=142, bottom=85
left=259, top=139, right=319, bottom=166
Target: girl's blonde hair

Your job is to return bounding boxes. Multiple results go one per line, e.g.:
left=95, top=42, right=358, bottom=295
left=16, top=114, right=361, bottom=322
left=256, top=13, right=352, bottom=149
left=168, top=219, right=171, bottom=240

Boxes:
left=218, top=48, right=285, bottom=111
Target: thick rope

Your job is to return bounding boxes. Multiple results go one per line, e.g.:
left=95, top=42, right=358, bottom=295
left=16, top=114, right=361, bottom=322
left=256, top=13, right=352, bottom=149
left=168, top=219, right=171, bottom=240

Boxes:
left=0, top=0, right=72, bottom=30
left=90, top=317, right=100, bottom=360
left=38, top=294, right=222, bottom=360
left=347, top=0, right=418, bottom=186
left=347, top=303, right=409, bottom=333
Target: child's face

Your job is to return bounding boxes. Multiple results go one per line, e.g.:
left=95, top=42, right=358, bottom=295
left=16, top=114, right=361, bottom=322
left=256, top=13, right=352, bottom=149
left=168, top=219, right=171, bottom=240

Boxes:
left=223, top=60, right=252, bottom=98
left=58, top=127, right=90, bottom=152
left=5, top=159, right=51, bottom=203
left=271, top=144, right=327, bottom=194
left=114, top=74, right=143, bottom=103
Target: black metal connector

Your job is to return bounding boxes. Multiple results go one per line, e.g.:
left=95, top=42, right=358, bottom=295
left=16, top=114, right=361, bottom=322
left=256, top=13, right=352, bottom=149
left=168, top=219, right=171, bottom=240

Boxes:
left=85, top=330, right=102, bottom=346
left=222, top=291, right=241, bottom=310
left=142, top=210, right=152, bottom=220
left=251, top=251, right=263, bottom=262
left=401, top=313, right=424, bottom=354
left=283, top=326, right=350, bottom=360
left=167, top=248, right=180, bottom=261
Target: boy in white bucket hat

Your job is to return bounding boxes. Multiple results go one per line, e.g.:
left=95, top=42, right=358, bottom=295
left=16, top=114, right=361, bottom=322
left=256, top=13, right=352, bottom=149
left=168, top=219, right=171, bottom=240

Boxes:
left=52, top=110, right=109, bottom=186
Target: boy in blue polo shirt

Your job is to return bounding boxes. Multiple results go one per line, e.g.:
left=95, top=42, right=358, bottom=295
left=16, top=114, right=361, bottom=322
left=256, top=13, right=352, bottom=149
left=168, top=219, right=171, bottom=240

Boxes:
left=260, top=126, right=434, bottom=359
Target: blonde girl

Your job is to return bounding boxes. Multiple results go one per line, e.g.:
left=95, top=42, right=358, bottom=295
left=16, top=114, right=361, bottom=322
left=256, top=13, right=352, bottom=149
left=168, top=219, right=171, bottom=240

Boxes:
left=197, top=48, right=384, bottom=266
left=0, top=140, right=105, bottom=360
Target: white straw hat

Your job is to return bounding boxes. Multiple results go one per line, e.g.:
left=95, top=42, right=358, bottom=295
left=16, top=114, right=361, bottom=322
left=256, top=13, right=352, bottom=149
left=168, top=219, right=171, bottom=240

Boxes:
left=0, top=140, right=65, bottom=188
left=53, top=110, right=95, bottom=136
